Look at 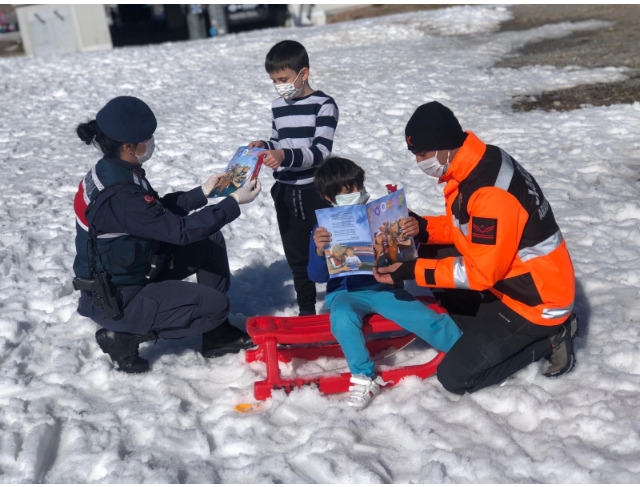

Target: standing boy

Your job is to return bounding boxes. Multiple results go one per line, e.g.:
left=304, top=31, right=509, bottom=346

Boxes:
left=249, top=40, right=339, bottom=316
left=309, top=157, right=463, bottom=410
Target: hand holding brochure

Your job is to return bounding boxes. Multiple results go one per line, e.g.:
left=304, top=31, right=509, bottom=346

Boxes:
left=315, top=188, right=418, bottom=278
left=209, top=146, right=264, bottom=198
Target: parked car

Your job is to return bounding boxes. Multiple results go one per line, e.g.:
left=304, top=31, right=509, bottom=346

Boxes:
left=224, top=4, right=288, bottom=32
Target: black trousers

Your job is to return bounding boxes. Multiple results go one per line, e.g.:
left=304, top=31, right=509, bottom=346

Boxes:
left=81, top=231, right=232, bottom=339
left=435, top=289, right=561, bottom=394
left=271, top=181, right=331, bottom=313
left=420, top=244, right=562, bottom=394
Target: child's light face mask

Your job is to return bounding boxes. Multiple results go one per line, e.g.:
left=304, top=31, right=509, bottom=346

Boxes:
left=334, top=188, right=370, bottom=206
left=274, top=71, right=303, bottom=100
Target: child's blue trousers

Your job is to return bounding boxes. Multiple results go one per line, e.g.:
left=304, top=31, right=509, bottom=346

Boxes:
left=325, top=287, right=463, bottom=378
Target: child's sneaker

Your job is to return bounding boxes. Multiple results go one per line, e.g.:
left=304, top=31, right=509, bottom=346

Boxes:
left=543, top=313, right=579, bottom=378
left=347, top=375, right=385, bottom=410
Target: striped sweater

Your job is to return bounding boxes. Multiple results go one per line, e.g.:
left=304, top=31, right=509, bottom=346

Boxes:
left=261, top=90, right=339, bottom=186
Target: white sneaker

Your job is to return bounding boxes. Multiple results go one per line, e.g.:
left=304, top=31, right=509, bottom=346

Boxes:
left=347, top=375, right=385, bottom=410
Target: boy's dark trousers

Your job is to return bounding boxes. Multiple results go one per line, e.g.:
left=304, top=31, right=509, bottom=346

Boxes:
left=421, top=245, right=562, bottom=394
left=271, top=181, right=331, bottom=314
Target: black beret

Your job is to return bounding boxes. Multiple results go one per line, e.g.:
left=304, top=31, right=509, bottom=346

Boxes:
left=96, top=96, right=157, bottom=143
left=405, top=101, right=465, bottom=152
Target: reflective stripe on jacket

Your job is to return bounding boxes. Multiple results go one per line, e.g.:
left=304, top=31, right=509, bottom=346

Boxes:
left=73, top=158, right=156, bottom=286
left=414, top=131, right=575, bottom=326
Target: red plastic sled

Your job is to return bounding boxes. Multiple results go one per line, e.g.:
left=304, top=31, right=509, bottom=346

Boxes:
left=246, top=296, right=448, bottom=400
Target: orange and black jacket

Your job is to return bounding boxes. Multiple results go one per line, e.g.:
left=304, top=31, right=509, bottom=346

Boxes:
left=415, top=131, right=575, bottom=326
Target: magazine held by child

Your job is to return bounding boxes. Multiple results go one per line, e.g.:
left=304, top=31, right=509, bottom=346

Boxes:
left=315, top=188, right=418, bottom=278
left=209, top=146, right=265, bottom=198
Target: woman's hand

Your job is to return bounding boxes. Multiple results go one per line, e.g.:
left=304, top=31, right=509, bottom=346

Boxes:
left=201, top=173, right=226, bottom=197
left=248, top=140, right=265, bottom=149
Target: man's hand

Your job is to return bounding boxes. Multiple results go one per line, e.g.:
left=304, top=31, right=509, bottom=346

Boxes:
left=374, top=260, right=417, bottom=285
left=248, top=140, right=266, bottom=149
left=262, top=149, right=285, bottom=169
left=408, top=211, right=429, bottom=243
left=201, top=173, right=226, bottom=197
left=401, top=217, right=420, bottom=238
left=313, top=227, right=332, bottom=256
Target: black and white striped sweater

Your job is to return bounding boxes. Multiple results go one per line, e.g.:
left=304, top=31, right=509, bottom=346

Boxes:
left=261, top=90, right=339, bottom=186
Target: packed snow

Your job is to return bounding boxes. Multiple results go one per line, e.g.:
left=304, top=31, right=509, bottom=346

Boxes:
left=1, top=5, right=640, bottom=483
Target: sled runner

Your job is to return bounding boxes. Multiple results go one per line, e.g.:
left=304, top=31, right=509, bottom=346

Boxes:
left=245, top=296, right=447, bottom=400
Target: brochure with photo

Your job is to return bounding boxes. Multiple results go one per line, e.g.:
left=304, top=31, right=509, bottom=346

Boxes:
left=209, top=146, right=264, bottom=198
left=315, top=188, right=418, bottom=278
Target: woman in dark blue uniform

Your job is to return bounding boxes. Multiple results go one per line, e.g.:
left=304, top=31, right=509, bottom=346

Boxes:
left=73, top=96, right=261, bottom=373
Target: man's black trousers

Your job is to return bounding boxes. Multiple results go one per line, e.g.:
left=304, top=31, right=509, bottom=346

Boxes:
left=435, top=289, right=562, bottom=394
left=421, top=244, right=563, bottom=394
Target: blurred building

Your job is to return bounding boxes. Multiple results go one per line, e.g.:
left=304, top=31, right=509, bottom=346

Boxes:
left=13, top=4, right=367, bottom=56
left=14, top=4, right=112, bottom=56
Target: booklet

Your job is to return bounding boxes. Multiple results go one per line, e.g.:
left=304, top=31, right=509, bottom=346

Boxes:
left=315, top=188, right=418, bottom=278
left=209, top=146, right=265, bottom=198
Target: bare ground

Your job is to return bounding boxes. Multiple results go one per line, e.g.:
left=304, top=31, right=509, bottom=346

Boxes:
left=327, top=4, right=640, bottom=112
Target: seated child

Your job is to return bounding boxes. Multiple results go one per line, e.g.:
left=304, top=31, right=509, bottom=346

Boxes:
left=308, top=157, right=463, bottom=410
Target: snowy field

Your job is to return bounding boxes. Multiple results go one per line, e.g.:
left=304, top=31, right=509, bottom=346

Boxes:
left=1, top=5, right=640, bottom=483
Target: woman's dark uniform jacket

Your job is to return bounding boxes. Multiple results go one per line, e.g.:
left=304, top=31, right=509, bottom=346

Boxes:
left=73, top=156, right=240, bottom=335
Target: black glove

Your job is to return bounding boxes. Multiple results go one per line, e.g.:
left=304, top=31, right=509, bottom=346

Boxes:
left=409, top=211, right=429, bottom=243
left=388, top=260, right=417, bottom=285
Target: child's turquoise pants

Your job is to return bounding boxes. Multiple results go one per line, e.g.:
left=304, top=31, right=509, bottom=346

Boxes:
left=325, top=286, right=463, bottom=378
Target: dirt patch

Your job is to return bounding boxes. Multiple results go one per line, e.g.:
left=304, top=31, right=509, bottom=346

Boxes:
left=328, top=4, right=640, bottom=112
left=0, top=39, right=24, bottom=57
left=325, top=4, right=456, bottom=24
left=497, top=5, right=640, bottom=112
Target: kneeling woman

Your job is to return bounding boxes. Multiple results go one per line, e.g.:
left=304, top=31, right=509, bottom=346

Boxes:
left=73, top=96, right=261, bottom=373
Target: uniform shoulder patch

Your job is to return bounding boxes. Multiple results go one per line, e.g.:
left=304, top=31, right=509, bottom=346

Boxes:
left=471, top=217, right=497, bottom=245
left=143, top=193, right=165, bottom=216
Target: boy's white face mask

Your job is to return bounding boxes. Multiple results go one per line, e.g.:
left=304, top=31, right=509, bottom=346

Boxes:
left=275, top=71, right=304, bottom=100
left=334, top=188, right=370, bottom=206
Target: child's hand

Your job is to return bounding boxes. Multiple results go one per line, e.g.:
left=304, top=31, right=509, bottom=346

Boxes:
left=313, top=227, right=332, bottom=256
left=248, top=140, right=265, bottom=149
left=401, top=217, right=420, bottom=238
left=262, top=149, right=285, bottom=169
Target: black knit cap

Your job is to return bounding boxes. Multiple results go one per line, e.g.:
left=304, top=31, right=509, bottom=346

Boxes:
left=96, top=96, right=157, bottom=143
left=404, top=101, right=465, bottom=152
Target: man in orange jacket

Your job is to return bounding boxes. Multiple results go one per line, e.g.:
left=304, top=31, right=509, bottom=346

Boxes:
left=375, top=101, right=579, bottom=394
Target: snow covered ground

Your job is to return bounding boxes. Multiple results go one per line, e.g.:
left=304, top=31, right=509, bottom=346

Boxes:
left=1, top=5, right=640, bottom=483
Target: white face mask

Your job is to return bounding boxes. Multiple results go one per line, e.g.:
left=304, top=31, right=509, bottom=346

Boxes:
left=418, top=150, right=450, bottom=178
left=274, top=71, right=304, bottom=100
left=334, top=188, right=370, bottom=207
left=135, top=136, right=155, bottom=165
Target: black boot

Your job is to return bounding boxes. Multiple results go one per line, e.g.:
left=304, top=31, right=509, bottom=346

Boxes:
left=202, top=319, right=254, bottom=359
left=543, top=313, right=580, bottom=378
left=95, top=328, right=155, bottom=373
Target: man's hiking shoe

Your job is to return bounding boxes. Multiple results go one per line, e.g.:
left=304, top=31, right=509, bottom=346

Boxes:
left=544, top=313, right=579, bottom=378
left=95, top=328, right=153, bottom=374
left=202, top=320, right=254, bottom=359
left=347, top=375, right=385, bottom=410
